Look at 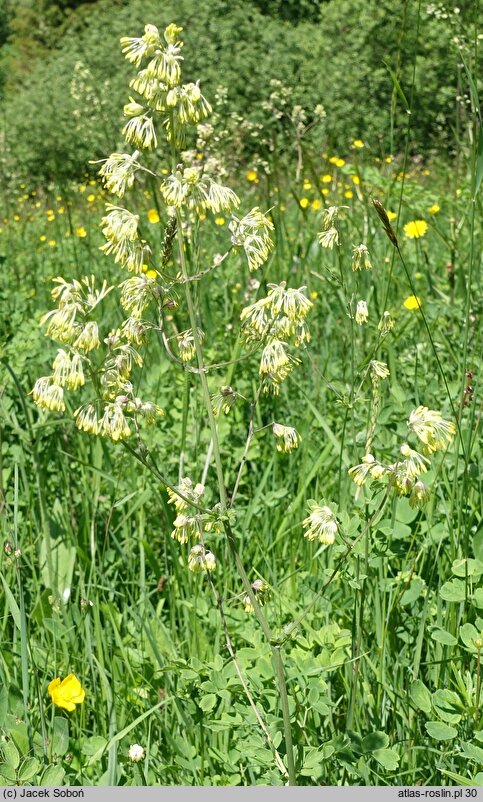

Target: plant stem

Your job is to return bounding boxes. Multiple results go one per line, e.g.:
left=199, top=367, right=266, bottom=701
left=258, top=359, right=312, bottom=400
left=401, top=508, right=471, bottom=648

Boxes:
left=174, top=207, right=297, bottom=784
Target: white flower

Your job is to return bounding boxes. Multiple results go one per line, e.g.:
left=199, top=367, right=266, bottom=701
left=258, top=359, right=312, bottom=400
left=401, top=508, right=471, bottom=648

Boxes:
left=128, top=743, right=145, bottom=762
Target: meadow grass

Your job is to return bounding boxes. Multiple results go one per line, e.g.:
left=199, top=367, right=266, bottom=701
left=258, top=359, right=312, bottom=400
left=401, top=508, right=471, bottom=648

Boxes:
left=0, top=12, right=482, bottom=788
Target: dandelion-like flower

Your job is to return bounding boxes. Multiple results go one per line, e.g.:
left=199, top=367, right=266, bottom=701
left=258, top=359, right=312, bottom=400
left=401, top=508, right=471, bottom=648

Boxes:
left=403, top=220, right=428, bottom=239
left=303, top=503, right=338, bottom=545
left=403, top=295, right=422, bottom=311
left=272, top=423, right=301, bottom=453
left=408, top=406, right=456, bottom=453
left=48, top=674, right=85, bottom=712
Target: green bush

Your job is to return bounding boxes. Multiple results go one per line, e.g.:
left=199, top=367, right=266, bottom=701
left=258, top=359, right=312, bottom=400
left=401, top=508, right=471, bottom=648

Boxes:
left=1, top=0, right=476, bottom=186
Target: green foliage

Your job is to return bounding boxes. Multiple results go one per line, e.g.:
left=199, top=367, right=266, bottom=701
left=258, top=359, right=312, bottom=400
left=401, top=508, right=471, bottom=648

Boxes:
left=0, top=0, right=478, bottom=184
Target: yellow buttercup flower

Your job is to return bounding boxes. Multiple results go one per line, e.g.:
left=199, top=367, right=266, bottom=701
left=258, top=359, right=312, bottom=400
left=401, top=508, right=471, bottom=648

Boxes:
left=404, top=220, right=428, bottom=239
left=147, top=208, right=160, bottom=224
left=87, top=194, right=96, bottom=203
left=76, top=226, right=87, bottom=238
left=311, top=199, right=321, bottom=210
left=387, top=210, right=397, bottom=221
left=48, top=674, right=85, bottom=711
left=351, top=175, right=360, bottom=185
left=344, top=190, right=353, bottom=199
left=403, top=295, right=422, bottom=310
left=352, top=139, right=364, bottom=148
left=329, top=156, right=345, bottom=168
left=299, top=197, right=310, bottom=209
left=246, top=170, right=258, bottom=182
left=428, top=204, right=440, bottom=215
left=214, top=216, right=225, bottom=225
left=321, top=174, right=332, bottom=184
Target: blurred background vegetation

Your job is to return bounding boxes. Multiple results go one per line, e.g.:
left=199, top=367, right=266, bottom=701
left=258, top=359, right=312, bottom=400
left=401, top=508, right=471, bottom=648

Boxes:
left=0, top=0, right=479, bottom=185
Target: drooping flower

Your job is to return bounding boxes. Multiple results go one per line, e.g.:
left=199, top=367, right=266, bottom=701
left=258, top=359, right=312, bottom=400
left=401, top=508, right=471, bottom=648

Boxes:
left=408, top=406, right=456, bottom=454
left=188, top=544, right=216, bottom=573
left=355, top=300, right=368, bottom=325
left=303, top=503, right=338, bottom=545
left=272, top=423, right=301, bottom=453
left=352, top=244, right=372, bottom=271
left=48, top=674, right=85, bottom=711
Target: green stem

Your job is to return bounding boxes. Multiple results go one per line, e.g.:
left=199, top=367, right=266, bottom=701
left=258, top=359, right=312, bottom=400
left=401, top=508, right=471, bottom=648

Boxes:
left=172, top=185, right=296, bottom=782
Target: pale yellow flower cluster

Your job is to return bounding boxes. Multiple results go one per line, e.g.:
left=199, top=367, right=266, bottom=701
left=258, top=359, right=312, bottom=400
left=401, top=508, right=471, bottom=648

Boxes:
left=348, top=405, right=456, bottom=508
left=33, top=272, right=163, bottom=441
left=229, top=207, right=274, bottom=272
left=240, top=281, right=313, bottom=394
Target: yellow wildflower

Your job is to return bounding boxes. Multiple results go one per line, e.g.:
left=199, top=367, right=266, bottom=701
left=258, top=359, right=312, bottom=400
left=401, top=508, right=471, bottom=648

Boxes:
left=352, top=175, right=360, bottom=185
left=246, top=170, right=258, bottom=182
left=214, top=216, right=225, bottom=225
left=147, top=208, right=160, bottom=224
left=299, top=197, right=310, bottom=209
left=403, top=295, right=422, bottom=310
left=48, top=240, right=56, bottom=247
left=352, top=139, right=364, bottom=148
left=311, top=199, right=321, bottom=210
left=344, top=190, right=353, bottom=199
left=76, top=226, right=87, bottom=238
left=87, top=194, right=96, bottom=203
left=387, top=211, right=397, bottom=221
left=404, top=220, right=428, bottom=239
left=321, top=174, right=332, bottom=183
left=428, top=204, right=440, bottom=215
left=329, top=156, right=345, bottom=167
left=48, top=674, right=85, bottom=711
